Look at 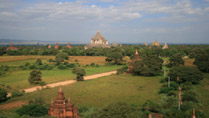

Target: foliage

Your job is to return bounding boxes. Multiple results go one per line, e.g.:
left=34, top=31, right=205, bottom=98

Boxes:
left=116, top=65, right=128, bottom=75
left=132, top=55, right=163, bottom=76
left=28, top=70, right=43, bottom=84
left=55, top=52, right=69, bottom=63
left=106, top=48, right=124, bottom=64
left=16, top=104, right=48, bottom=117
left=35, top=58, right=42, bottom=65
left=0, top=88, right=7, bottom=103
left=168, top=53, right=184, bottom=67
left=57, top=64, right=68, bottom=70
left=142, top=99, right=160, bottom=113
left=28, top=97, right=45, bottom=105
left=168, top=66, right=203, bottom=84
left=91, top=102, right=142, bottom=118
left=72, top=68, right=86, bottom=81
left=11, top=91, right=25, bottom=98
left=194, top=51, right=209, bottom=73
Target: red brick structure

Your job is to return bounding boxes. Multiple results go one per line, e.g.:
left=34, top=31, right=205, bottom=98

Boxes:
left=48, top=88, right=79, bottom=118
left=128, top=50, right=141, bottom=73
left=54, top=42, right=59, bottom=49
left=66, top=43, right=72, bottom=49
left=7, top=42, right=18, bottom=50
left=48, top=44, right=52, bottom=49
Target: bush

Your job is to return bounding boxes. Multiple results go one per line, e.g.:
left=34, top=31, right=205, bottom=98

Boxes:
left=91, top=102, right=141, bottom=118
left=0, top=88, right=7, bottom=103
left=117, top=65, right=128, bottom=75
left=28, top=70, right=43, bottom=85
left=72, top=68, right=86, bottom=81
left=35, top=59, right=42, bottom=65
left=182, top=91, right=198, bottom=103
left=28, top=97, right=45, bottom=105
left=67, top=63, right=76, bottom=68
left=168, top=66, right=203, bottom=84
left=57, top=64, right=68, bottom=70
left=194, top=52, right=209, bottom=73
left=90, top=63, right=95, bottom=66
left=29, top=65, right=37, bottom=69
left=16, top=104, right=48, bottom=117
left=11, top=91, right=24, bottom=98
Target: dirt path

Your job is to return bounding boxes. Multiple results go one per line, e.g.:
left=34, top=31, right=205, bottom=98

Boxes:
left=7, top=71, right=116, bottom=97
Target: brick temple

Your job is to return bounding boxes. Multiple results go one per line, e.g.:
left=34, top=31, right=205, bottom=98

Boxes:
left=66, top=42, right=72, bottom=49
left=7, top=42, right=18, bottom=50
left=54, top=42, right=59, bottom=49
left=128, top=50, right=141, bottom=73
left=48, top=88, right=79, bottom=118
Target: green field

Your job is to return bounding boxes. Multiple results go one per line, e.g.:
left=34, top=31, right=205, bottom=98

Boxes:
left=0, top=59, right=48, bottom=66
left=4, top=74, right=162, bottom=108
left=0, top=65, right=122, bottom=91
left=197, top=73, right=209, bottom=117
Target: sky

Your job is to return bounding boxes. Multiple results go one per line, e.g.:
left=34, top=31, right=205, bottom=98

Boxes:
left=0, top=0, right=209, bottom=44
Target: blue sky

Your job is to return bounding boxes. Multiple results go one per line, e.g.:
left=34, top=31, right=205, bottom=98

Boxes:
left=0, top=0, right=209, bottom=44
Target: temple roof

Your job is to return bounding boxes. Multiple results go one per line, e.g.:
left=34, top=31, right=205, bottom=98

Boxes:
left=91, top=29, right=107, bottom=42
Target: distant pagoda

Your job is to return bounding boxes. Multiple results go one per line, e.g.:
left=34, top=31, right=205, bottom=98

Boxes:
left=162, top=42, right=168, bottom=49
left=48, top=44, right=52, bottom=49
left=48, top=88, right=79, bottom=118
left=84, top=29, right=111, bottom=49
left=54, top=42, right=59, bottom=49
left=66, top=42, right=72, bottom=49
left=112, top=41, right=118, bottom=47
left=7, top=42, right=18, bottom=50
left=152, top=40, right=160, bottom=47
left=128, top=50, right=141, bottom=73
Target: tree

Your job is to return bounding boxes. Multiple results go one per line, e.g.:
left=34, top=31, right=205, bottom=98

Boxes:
left=72, top=68, right=86, bottom=81
left=0, top=88, right=7, bottom=103
left=55, top=52, right=69, bottom=64
left=35, top=58, right=42, bottom=65
left=16, top=104, right=48, bottom=117
left=168, top=53, right=184, bottom=67
left=132, top=55, right=163, bottom=76
left=194, top=52, right=209, bottom=73
left=91, top=102, right=142, bottom=118
left=168, top=66, right=203, bottom=84
left=28, top=70, right=43, bottom=84
left=106, top=49, right=123, bottom=64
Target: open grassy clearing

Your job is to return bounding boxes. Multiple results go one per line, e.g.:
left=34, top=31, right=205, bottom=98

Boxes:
left=1, top=74, right=162, bottom=110
left=0, top=65, right=122, bottom=91
left=0, top=56, right=54, bottom=63
left=0, top=56, right=106, bottom=65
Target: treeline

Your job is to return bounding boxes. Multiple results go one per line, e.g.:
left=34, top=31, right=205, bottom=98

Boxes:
left=0, top=44, right=209, bottom=57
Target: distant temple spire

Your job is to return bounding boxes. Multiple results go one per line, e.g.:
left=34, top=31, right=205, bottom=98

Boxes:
left=66, top=42, right=72, bottom=49
left=7, top=42, right=18, bottom=50
left=97, top=29, right=100, bottom=33
left=193, top=108, right=196, bottom=118
left=162, top=41, right=168, bottom=49
left=54, top=42, right=59, bottom=49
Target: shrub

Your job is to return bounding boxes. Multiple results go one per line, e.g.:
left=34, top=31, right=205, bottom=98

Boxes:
left=117, top=65, right=128, bottom=75
left=35, top=59, right=42, bottom=65
left=142, top=100, right=160, bottom=113
left=67, top=63, right=76, bottom=68
left=194, top=52, right=209, bottom=73
left=168, top=66, right=203, bottom=84
left=29, top=65, right=37, bottom=69
left=28, top=70, right=43, bottom=85
left=28, top=97, right=45, bottom=105
left=64, top=61, right=69, bottom=65
left=90, top=63, right=95, bottom=66
left=16, top=104, right=48, bottom=117
left=91, top=102, right=141, bottom=118
left=72, top=68, right=86, bottom=81
left=0, top=88, right=7, bottom=103
left=58, top=64, right=68, bottom=70
left=11, top=91, right=24, bottom=98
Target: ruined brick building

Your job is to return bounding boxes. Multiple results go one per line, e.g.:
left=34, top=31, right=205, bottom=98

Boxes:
left=7, top=42, right=18, bottom=50
left=54, top=42, right=59, bottom=49
left=128, top=50, right=141, bottom=73
left=48, top=88, right=79, bottom=118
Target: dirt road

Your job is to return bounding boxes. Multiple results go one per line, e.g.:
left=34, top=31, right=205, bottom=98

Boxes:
left=7, top=71, right=116, bottom=97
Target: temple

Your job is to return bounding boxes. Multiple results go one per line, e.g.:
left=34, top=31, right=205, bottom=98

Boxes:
left=48, top=88, right=79, bottom=118
left=162, top=42, right=168, bottom=49
left=128, top=50, right=141, bottom=73
left=152, top=40, right=160, bottom=47
left=66, top=42, right=72, bottom=49
left=112, top=41, right=118, bottom=47
left=7, top=42, right=18, bottom=50
left=54, top=42, right=59, bottom=49
left=48, top=44, right=52, bottom=49
left=84, top=29, right=111, bottom=49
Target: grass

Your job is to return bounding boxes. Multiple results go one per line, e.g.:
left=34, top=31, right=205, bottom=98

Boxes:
left=0, top=65, right=122, bottom=91
left=0, top=56, right=106, bottom=65
left=197, top=73, right=209, bottom=117
left=3, top=74, right=162, bottom=109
